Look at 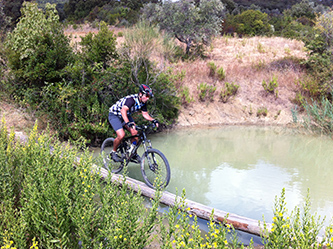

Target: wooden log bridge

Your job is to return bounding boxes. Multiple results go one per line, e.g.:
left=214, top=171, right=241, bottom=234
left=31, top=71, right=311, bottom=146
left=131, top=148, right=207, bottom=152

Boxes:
left=93, top=165, right=271, bottom=236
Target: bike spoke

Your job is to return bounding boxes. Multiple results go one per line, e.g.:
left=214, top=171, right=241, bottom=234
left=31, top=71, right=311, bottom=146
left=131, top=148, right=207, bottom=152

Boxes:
left=141, top=149, right=170, bottom=189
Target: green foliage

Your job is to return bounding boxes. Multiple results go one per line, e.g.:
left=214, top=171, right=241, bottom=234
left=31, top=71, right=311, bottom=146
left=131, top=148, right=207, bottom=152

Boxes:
left=315, top=10, right=333, bottom=51
left=257, top=107, right=268, bottom=117
left=303, top=97, right=333, bottom=135
left=262, top=75, right=279, bottom=98
left=180, top=86, right=194, bottom=105
left=2, top=0, right=25, bottom=28
left=207, top=61, right=217, bottom=77
left=281, top=20, right=314, bottom=39
left=217, top=66, right=226, bottom=81
left=3, top=10, right=180, bottom=144
left=296, top=75, right=328, bottom=100
left=0, top=121, right=161, bottom=248
left=80, top=21, right=118, bottom=68
left=197, top=82, right=216, bottom=102
left=207, top=62, right=226, bottom=80
left=141, top=0, right=224, bottom=55
left=159, top=189, right=253, bottom=249
left=301, top=10, right=333, bottom=102
left=5, top=2, right=73, bottom=88
left=231, top=9, right=273, bottom=36
left=284, top=0, right=316, bottom=19
left=261, top=188, right=331, bottom=248
left=64, top=0, right=110, bottom=21
left=220, top=82, right=239, bottom=103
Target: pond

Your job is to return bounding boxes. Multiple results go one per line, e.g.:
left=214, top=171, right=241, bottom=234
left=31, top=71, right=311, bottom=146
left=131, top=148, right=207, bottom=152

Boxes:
left=121, top=125, right=333, bottom=229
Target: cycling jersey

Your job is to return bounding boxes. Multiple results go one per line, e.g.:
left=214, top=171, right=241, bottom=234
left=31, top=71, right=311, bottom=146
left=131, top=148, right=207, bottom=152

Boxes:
left=109, top=94, right=147, bottom=117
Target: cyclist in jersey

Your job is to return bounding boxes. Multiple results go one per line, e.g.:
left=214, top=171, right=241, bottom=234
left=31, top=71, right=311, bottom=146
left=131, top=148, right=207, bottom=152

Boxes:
left=108, top=84, right=159, bottom=162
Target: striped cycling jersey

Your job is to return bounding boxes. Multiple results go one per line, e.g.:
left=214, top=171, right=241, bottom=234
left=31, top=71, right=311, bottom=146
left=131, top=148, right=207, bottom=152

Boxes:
left=109, top=94, right=147, bottom=118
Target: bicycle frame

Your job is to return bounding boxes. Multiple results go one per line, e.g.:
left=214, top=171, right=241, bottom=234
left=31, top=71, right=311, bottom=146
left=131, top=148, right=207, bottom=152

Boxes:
left=120, top=125, right=154, bottom=164
left=101, top=123, right=171, bottom=188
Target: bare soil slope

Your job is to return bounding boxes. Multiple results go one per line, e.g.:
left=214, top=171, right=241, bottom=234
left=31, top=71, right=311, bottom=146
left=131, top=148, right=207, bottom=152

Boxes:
left=174, top=36, right=307, bottom=127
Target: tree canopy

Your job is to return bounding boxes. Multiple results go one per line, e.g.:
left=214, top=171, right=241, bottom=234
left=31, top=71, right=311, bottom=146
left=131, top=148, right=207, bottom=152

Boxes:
left=141, top=0, right=225, bottom=54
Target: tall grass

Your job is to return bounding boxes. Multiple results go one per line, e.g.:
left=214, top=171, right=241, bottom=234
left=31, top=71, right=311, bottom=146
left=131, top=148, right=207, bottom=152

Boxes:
left=303, top=98, right=333, bottom=135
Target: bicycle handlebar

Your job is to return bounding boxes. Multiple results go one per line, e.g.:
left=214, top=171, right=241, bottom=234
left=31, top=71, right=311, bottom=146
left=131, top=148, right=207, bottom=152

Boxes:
left=136, top=123, right=157, bottom=132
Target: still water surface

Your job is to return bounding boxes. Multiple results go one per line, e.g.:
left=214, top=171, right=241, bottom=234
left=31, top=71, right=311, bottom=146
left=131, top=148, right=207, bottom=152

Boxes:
left=123, top=125, right=333, bottom=226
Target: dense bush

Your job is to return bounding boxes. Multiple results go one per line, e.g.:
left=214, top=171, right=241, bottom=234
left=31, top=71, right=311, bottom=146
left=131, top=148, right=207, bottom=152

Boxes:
left=5, top=2, right=73, bottom=89
left=3, top=4, right=180, bottom=145
left=226, top=9, right=273, bottom=36
left=0, top=121, right=161, bottom=248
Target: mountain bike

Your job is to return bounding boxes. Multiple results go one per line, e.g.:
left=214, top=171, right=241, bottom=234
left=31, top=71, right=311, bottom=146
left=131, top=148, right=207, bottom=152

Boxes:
left=101, top=123, right=171, bottom=189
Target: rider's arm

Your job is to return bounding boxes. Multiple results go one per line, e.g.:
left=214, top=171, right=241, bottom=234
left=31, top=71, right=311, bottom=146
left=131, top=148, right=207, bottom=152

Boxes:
left=121, top=98, right=135, bottom=123
left=142, top=111, right=154, bottom=122
left=142, top=111, right=159, bottom=127
left=120, top=106, right=130, bottom=123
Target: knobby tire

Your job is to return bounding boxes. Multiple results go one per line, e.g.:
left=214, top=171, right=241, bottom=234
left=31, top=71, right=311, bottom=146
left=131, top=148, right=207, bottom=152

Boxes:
left=101, top=138, right=124, bottom=174
left=141, top=148, right=171, bottom=189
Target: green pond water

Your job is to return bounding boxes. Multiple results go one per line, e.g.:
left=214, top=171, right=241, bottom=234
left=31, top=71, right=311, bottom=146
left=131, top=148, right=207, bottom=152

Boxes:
left=93, top=125, right=333, bottom=233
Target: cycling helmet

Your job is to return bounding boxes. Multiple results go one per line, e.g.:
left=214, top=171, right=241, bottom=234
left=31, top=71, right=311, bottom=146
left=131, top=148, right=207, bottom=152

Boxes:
left=139, top=84, right=153, bottom=98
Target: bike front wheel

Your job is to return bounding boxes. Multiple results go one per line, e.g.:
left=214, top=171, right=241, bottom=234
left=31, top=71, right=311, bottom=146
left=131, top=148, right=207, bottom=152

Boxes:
left=141, top=148, right=170, bottom=189
left=101, top=138, right=124, bottom=174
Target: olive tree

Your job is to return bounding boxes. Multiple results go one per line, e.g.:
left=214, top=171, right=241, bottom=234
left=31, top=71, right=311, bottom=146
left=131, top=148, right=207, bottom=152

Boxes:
left=141, top=0, right=225, bottom=54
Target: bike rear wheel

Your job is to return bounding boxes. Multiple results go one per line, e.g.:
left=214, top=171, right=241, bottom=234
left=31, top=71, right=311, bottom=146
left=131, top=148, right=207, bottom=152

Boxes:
left=101, top=138, right=124, bottom=174
left=141, top=148, right=170, bottom=189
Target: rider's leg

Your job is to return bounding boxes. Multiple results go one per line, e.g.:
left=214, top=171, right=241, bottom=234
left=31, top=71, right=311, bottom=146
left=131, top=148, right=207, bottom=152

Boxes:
left=108, top=113, right=126, bottom=161
left=113, top=128, right=125, bottom=152
left=125, top=125, right=139, bottom=144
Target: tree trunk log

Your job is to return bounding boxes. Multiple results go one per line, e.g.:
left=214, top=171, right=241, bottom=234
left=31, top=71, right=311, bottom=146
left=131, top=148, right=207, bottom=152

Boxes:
left=93, top=165, right=271, bottom=236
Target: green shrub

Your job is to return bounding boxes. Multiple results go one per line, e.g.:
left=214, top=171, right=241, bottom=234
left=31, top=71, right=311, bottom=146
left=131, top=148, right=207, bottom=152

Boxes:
left=197, top=82, right=216, bottom=102
left=5, top=2, right=73, bottom=88
left=80, top=21, right=118, bottom=69
left=217, top=66, right=226, bottom=80
left=262, top=75, right=279, bottom=98
left=180, top=86, right=194, bottom=105
left=261, top=188, right=331, bottom=248
left=207, top=61, right=217, bottom=77
left=159, top=189, right=253, bottom=249
left=220, top=82, right=239, bottom=103
left=0, top=121, right=161, bottom=248
left=296, top=76, right=327, bottom=99
left=257, top=107, right=268, bottom=117
left=4, top=14, right=180, bottom=145
left=233, top=10, right=273, bottom=36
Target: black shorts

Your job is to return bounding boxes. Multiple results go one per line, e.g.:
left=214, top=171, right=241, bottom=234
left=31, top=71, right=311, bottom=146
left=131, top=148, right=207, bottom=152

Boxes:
left=108, top=112, right=134, bottom=131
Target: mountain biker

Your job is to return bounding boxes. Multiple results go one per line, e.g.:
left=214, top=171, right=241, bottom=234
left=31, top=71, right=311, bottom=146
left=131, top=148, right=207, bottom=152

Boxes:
left=108, top=84, right=159, bottom=162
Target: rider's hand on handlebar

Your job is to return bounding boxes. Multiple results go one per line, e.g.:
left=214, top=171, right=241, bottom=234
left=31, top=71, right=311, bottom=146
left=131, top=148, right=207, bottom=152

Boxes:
left=126, top=121, right=135, bottom=129
left=152, top=119, right=159, bottom=128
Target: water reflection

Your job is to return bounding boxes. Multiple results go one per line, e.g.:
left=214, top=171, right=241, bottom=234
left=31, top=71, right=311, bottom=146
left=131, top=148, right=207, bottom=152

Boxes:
left=130, top=126, right=333, bottom=225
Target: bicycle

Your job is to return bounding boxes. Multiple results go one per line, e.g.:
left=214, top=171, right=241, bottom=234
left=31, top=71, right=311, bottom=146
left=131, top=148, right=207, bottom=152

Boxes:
left=100, top=123, right=171, bottom=189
